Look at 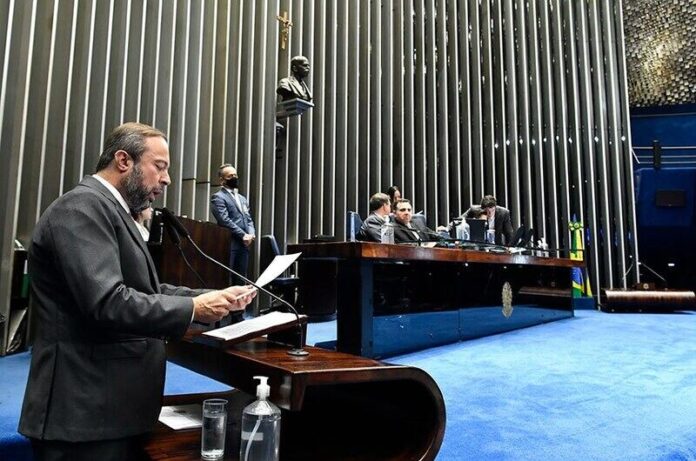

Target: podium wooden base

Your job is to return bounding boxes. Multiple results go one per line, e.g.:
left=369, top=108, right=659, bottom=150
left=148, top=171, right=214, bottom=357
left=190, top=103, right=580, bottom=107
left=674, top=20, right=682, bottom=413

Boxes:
left=148, top=336, right=445, bottom=460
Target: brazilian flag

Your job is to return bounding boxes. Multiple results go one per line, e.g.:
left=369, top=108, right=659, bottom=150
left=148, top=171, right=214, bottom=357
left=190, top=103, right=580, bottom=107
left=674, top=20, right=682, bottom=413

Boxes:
left=570, top=219, right=592, bottom=297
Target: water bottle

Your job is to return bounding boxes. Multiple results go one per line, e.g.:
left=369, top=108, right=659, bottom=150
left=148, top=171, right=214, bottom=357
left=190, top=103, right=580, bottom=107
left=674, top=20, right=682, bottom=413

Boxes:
left=240, top=376, right=281, bottom=461
left=380, top=216, right=395, bottom=244
left=456, top=220, right=470, bottom=241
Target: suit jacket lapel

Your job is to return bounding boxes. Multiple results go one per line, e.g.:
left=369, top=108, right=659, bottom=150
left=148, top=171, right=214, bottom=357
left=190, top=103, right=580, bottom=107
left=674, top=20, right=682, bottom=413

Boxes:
left=81, top=176, right=161, bottom=291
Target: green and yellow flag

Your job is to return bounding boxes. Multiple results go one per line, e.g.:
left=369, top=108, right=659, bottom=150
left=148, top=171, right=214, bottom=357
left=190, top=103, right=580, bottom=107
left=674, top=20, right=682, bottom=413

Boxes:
left=570, top=220, right=593, bottom=297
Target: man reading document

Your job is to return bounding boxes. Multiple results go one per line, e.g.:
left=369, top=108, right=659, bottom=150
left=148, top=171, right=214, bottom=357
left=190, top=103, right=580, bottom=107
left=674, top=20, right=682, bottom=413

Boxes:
left=19, top=123, right=256, bottom=461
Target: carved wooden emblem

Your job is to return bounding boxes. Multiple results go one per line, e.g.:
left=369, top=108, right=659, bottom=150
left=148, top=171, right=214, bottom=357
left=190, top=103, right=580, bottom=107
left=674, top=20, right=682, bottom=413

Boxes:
left=502, top=282, right=513, bottom=318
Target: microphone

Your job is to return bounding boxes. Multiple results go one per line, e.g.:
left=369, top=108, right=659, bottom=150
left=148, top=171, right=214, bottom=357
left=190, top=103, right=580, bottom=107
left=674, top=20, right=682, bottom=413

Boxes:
left=160, top=208, right=308, bottom=356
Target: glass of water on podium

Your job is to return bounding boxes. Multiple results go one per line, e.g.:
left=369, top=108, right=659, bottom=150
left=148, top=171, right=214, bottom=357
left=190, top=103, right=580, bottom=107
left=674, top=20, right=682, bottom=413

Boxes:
left=202, top=398, right=228, bottom=460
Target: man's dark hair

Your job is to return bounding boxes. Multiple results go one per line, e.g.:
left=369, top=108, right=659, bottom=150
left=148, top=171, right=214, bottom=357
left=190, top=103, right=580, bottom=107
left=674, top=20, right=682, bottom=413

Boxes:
left=481, top=195, right=497, bottom=209
left=369, top=193, right=390, bottom=212
left=394, top=198, right=411, bottom=210
left=95, top=122, right=167, bottom=172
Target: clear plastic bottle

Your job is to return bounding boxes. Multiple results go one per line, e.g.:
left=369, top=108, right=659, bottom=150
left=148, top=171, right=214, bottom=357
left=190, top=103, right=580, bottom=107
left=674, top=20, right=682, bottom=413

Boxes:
left=380, top=216, right=395, bottom=244
left=456, top=220, right=470, bottom=241
left=240, top=376, right=281, bottom=461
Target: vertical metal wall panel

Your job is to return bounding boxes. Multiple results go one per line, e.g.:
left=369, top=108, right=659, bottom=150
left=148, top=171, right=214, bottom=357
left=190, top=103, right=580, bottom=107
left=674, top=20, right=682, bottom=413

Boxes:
left=357, top=0, right=369, bottom=217
left=346, top=0, right=359, bottom=214
left=323, top=0, right=337, bottom=233
left=403, top=1, right=416, bottom=200
left=413, top=0, right=427, bottom=206
left=550, top=0, right=571, bottom=246
left=393, top=0, right=405, bottom=191
left=298, top=0, right=314, bottom=237
left=458, top=0, right=473, bottom=206
left=515, top=0, right=533, bottom=229
left=526, top=0, right=547, bottom=240
left=285, top=0, right=303, bottom=244
left=575, top=0, right=602, bottom=295
left=435, top=0, right=449, bottom=224
left=469, top=0, right=484, bottom=200
left=480, top=0, right=496, bottom=195
left=502, top=0, right=517, bottom=218
left=588, top=0, right=614, bottom=287
left=382, top=0, right=394, bottom=190
left=19, top=0, right=54, bottom=242
left=614, top=0, right=640, bottom=283
left=564, top=0, right=585, bottom=227
left=369, top=0, right=382, bottom=197
left=492, top=0, right=507, bottom=208
left=446, top=0, right=462, bottom=216
left=538, top=0, right=560, bottom=250
left=424, top=0, right=438, bottom=220
left=334, top=0, right=349, bottom=240
left=0, top=0, right=20, bottom=356
left=0, top=0, right=644, bottom=353
left=600, top=0, right=628, bottom=287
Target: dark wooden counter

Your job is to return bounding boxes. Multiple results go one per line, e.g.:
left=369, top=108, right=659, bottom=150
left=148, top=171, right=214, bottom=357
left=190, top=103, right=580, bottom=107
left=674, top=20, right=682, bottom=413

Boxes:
left=289, top=242, right=582, bottom=358
left=147, top=337, right=445, bottom=461
left=290, top=241, right=583, bottom=268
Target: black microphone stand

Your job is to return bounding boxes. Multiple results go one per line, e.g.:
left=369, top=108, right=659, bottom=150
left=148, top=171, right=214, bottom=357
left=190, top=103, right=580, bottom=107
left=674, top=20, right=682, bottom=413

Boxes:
left=162, top=209, right=308, bottom=356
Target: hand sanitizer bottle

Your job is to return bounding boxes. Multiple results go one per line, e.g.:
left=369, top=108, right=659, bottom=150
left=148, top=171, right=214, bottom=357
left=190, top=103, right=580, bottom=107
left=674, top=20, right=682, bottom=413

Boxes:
left=240, top=376, right=281, bottom=461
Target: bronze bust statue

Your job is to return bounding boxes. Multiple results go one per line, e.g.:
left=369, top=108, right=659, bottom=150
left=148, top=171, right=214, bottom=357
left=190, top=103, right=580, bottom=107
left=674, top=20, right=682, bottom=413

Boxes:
left=276, top=56, right=312, bottom=102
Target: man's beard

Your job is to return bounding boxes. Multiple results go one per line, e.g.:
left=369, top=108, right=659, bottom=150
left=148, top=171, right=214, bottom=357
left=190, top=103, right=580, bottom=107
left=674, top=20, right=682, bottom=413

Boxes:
left=122, top=164, right=155, bottom=213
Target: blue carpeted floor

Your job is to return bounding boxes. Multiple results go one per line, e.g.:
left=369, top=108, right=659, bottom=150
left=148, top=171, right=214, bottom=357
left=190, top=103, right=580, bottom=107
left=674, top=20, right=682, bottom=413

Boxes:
left=3, top=309, right=696, bottom=460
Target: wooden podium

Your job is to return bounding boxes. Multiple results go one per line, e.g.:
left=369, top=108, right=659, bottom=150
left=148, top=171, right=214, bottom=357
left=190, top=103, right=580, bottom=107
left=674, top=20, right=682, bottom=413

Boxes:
left=148, top=215, right=445, bottom=459
left=147, top=334, right=445, bottom=460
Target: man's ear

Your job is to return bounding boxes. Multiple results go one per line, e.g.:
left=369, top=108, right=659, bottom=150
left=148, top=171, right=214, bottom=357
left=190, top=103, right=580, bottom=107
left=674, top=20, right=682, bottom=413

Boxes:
left=113, top=150, right=132, bottom=173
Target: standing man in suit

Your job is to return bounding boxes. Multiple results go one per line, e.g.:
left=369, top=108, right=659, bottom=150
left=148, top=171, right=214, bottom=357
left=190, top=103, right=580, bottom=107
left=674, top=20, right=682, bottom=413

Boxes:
left=211, top=164, right=256, bottom=286
left=357, top=192, right=391, bottom=242
left=392, top=199, right=440, bottom=243
left=19, top=122, right=256, bottom=461
left=464, top=195, right=514, bottom=245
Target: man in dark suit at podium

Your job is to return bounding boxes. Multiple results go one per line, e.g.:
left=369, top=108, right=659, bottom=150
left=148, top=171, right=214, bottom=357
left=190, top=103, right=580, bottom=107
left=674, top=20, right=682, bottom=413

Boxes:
left=19, top=122, right=256, bottom=461
left=211, top=164, right=256, bottom=286
left=464, top=195, right=514, bottom=245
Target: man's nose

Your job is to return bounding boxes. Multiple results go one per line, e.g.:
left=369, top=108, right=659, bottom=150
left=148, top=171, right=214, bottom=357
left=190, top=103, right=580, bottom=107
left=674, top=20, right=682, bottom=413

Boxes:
left=161, top=171, right=171, bottom=186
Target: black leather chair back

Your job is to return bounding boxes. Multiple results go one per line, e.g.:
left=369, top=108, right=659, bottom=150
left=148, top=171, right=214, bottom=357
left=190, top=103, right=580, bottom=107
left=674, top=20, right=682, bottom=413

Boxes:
left=260, top=235, right=281, bottom=272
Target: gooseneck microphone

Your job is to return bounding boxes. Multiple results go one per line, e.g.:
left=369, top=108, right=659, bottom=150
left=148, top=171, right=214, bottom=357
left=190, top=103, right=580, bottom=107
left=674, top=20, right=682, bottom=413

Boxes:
left=160, top=208, right=308, bottom=356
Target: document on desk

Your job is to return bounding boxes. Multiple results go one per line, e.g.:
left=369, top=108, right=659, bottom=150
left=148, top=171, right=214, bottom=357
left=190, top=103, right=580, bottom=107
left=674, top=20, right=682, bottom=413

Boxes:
left=158, top=404, right=202, bottom=430
left=203, top=311, right=304, bottom=342
left=255, top=253, right=301, bottom=288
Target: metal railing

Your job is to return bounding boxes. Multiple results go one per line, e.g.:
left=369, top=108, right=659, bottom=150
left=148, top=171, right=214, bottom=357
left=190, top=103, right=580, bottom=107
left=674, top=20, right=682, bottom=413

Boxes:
left=633, top=143, right=696, bottom=166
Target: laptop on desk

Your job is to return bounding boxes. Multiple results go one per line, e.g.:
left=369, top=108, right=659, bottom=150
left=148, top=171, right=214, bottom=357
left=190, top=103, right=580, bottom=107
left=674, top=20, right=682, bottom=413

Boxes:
left=466, top=218, right=486, bottom=243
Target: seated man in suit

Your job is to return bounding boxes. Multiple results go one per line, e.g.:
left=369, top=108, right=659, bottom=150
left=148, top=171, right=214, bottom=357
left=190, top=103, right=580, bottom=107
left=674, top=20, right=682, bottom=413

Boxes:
left=357, top=193, right=391, bottom=242
left=392, top=199, right=440, bottom=243
left=463, top=195, right=514, bottom=245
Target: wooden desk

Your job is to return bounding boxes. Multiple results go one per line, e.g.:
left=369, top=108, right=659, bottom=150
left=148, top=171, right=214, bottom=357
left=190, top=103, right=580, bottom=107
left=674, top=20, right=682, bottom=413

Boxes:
left=289, top=242, right=583, bottom=358
left=148, top=337, right=445, bottom=460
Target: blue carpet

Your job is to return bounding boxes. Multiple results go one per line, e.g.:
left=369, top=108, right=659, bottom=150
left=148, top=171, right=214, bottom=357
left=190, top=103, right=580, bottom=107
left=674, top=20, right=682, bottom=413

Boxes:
left=3, top=310, right=696, bottom=460
left=0, top=354, right=230, bottom=460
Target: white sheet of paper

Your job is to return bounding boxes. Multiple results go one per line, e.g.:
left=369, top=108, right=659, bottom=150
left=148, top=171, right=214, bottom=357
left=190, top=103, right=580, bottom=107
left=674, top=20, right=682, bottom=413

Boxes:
left=158, top=404, right=202, bottom=430
left=203, top=311, right=302, bottom=341
left=254, top=253, right=301, bottom=288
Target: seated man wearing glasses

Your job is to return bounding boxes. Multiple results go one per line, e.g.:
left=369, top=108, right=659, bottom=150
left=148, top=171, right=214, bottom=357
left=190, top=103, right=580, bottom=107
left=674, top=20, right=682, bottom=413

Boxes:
left=392, top=199, right=440, bottom=243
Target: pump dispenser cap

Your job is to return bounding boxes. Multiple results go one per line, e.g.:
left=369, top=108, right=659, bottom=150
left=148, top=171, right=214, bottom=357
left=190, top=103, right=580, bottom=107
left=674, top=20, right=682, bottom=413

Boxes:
left=253, top=375, right=270, bottom=400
